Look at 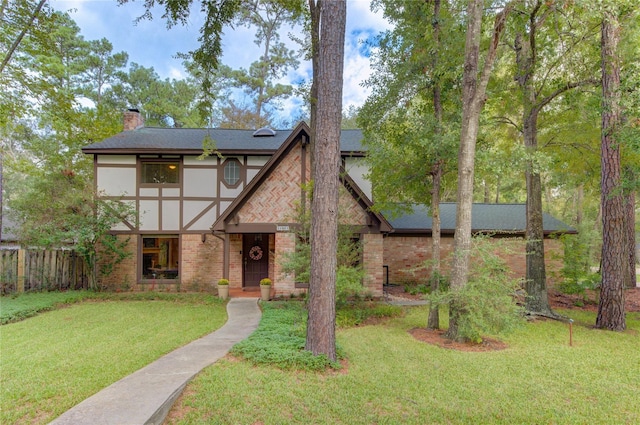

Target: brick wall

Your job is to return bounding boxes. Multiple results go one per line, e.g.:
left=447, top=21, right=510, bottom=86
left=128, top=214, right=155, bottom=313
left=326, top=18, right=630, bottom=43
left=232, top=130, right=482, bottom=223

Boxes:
left=383, top=235, right=564, bottom=285
left=274, top=232, right=299, bottom=296
left=180, top=234, right=222, bottom=290
left=362, top=233, right=383, bottom=297
left=97, top=235, right=137, bottom=290
left=123, top=109, right=144, bottom=131
left=239, top=144, right=303, bottom=224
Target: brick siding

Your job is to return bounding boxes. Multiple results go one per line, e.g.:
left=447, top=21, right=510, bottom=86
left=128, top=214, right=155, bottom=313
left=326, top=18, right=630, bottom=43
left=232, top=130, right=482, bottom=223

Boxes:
left=180, top=234, right=222, bottom=290
left=362, top=233, right=384, bottom=297
left=383, top=235, right=564, bottom=285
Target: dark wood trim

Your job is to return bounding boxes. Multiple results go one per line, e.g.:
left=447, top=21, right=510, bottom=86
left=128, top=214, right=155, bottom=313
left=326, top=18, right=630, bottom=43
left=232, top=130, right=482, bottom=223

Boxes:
left=223, top=223, right=285, bottom=234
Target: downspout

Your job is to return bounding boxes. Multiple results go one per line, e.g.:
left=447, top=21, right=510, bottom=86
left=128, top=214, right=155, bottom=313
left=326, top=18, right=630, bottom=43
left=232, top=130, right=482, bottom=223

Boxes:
left=212, top=233, right=229, bottom=279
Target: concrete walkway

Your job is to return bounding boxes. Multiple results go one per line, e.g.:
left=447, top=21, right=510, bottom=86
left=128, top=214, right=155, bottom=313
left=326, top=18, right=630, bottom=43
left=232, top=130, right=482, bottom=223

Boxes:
left=50, top=298, right=261, bottom=425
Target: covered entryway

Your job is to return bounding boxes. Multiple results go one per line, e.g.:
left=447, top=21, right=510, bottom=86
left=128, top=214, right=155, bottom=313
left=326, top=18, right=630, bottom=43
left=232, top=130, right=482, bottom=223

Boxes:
left=242, top=233, right=269, bottom=288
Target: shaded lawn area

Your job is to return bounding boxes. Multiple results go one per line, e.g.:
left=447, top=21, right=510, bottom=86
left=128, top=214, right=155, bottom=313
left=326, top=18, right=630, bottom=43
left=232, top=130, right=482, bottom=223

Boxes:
left=167, top=305, right=640, bottom=425
left=1, top=293, right=227, bottom=425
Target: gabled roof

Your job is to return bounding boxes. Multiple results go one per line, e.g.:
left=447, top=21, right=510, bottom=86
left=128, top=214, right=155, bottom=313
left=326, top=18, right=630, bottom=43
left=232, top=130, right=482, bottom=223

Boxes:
left=212, top=122, right=390, bottom=233
left=384, top=203, right=576, bottom=235
left=340, top=171, right=392, bottom=233
left=82, top=125, right=365, bottom=155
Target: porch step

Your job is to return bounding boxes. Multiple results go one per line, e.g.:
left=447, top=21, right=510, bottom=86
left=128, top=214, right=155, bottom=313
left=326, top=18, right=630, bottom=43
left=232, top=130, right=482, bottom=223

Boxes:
left=229, top=287, right=261, bottom=298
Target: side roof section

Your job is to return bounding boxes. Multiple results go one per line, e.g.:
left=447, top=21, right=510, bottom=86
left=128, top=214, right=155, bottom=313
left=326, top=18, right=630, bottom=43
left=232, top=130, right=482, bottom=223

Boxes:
left=384, top=203, right=576, bottom=235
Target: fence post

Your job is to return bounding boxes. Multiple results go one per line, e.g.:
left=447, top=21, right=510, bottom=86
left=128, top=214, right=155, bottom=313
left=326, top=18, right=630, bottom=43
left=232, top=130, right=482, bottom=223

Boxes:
left=17, top=249, right=25, bottom=293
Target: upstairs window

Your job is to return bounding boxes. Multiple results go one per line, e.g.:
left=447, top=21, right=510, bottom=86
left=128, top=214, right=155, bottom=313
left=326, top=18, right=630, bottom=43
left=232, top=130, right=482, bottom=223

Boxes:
left=223, top=159, right=240, bottom=186
left=142, top=162, right=179, bottom=184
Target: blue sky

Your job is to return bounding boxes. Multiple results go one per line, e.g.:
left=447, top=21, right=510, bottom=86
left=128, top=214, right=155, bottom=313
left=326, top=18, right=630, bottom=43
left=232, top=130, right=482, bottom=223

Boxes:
left=49, top=0, right=392, bottom=121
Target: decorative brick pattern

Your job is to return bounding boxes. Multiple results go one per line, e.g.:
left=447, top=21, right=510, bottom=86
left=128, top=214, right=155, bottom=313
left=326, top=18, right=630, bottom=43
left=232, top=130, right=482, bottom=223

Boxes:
left=238, top=145, right=304, bottom=224
left=339, top=186, right=368, bottom=225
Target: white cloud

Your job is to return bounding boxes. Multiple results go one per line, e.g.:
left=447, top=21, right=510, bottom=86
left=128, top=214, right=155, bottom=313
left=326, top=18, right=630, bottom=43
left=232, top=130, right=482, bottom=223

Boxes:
left=49, top=0, right=391, bottom=123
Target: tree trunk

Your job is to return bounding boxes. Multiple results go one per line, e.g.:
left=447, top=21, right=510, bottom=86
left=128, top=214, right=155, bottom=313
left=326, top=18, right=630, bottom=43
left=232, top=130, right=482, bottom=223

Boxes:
left=0, top=151, right=3, bottom=243
left=427, top=162, right=443, bottom=329
left=305, top=0, right=346, bottom=360
left=596, top=10, right=626, bottom=331
left=623, top=186, right=636, bottom=289
left=513, top=11, right=555, bottom=317
left=446, top=0, right=483, bottom=341
left=427, top=0, right=442, bottom=331
left=446, top=0, right=509, bottom=340
left=523, top=110, right=553, bottom=315
left=307, top=0, right=320, bottom=177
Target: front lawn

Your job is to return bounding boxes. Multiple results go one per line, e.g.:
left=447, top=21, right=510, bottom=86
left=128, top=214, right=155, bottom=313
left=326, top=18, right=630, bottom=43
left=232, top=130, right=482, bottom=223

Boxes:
left=0, top=293, right=227, bottom=424
left=167, top=305, right=640, bottom=424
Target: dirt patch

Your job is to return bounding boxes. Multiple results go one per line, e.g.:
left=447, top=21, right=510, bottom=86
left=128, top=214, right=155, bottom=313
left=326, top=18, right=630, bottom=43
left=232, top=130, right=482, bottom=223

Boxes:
left=384, top=284, right=426, bottom=301
left=163, top=386, right=197, bottom=424
left=409, top=328, right=508, bottom=352
left=548, top=287, right=640, bottom=313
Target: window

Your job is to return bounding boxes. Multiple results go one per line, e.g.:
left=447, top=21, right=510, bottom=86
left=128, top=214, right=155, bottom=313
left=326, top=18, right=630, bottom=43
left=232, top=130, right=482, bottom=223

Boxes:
left=142, top=162, right=179, bottom=184
left=141, top=236, right=179, bottom=280
left=223, top=159, right=241, bottom=186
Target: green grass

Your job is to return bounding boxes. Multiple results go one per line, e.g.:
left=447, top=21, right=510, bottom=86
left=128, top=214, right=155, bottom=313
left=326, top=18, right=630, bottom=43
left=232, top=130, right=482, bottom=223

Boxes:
left=231, top=302, right=404, bottom=371
left=167, top=307, right=640, bottom=425
left=0, top=293, right=227, bottom=424
left=0, top=291, right=94, bottom=324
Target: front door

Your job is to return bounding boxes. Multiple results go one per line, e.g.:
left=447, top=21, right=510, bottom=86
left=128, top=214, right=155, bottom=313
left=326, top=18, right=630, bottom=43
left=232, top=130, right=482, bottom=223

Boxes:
left=243, top=234, right=269, bottom=288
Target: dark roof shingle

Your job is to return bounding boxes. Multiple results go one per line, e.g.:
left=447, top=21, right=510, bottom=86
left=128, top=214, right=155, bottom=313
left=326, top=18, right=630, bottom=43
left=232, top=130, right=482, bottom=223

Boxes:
left=384, top=203, right=575, bottom=234
left=82, top=126, right=364, bottom=154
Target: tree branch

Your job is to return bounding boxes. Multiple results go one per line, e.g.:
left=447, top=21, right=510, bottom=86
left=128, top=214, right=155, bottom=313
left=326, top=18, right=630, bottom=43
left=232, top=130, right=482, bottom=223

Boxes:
left=475, top=1, right=514, bottom=109
left=536, top=78, right=599, bottom=112
left=0, top=0, right=47, bottom=74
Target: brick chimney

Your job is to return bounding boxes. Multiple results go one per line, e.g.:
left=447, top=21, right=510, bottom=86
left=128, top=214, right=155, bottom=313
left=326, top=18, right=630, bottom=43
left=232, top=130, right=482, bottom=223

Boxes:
left=123, top=108, right=144, bottom=131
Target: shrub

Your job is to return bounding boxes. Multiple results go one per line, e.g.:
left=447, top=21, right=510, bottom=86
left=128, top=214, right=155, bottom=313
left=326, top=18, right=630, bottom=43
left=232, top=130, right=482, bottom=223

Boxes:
left=556, top=225, right=601, bottom=295
left=427, top=237, right=523, bottom=342
left=231, top=302, right=342, bottom=371
left=336, top=302, right=403, bottom=327
left=336, top=266, right=368, bottom=307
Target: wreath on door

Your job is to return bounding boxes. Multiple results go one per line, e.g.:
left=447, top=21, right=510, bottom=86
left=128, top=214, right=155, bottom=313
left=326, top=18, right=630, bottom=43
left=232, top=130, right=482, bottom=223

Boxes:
left=249, top=245, right=263, bottom=261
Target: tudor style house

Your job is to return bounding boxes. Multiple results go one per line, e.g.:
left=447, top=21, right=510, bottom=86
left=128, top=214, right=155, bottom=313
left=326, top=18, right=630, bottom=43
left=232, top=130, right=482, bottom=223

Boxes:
left=83, top=109, right=574, bottom=296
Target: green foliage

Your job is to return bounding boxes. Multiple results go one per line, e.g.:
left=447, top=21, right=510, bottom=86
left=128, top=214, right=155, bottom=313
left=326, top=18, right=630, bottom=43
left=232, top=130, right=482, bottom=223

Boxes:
left=260, top=278, right=272, bottom=286
left=403, top=282, right=429, bottom=296
left=231, top=302, right=342, bottom=371
left=10, top=169, right=137, bottom=289
left=232, top=301, right=403, bottom=370
left=336, top=302, right=403, bottom=328
left=0, top=290, right=223, bottom=325
left=359, top=0, right=462, bottom=211
left=279, top=184, right=366, bottom=306
left=557, top=227, right=602, bottom=296
left=336, top=266, right=368, bottom=307
left=0, top=291, right=91, bottom=324
left=428, top=238, right=524, bottom=342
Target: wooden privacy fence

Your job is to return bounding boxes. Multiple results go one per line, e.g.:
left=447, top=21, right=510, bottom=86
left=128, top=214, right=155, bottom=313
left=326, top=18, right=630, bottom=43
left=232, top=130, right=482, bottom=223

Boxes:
left=0, top=249, right=88, bottom=294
